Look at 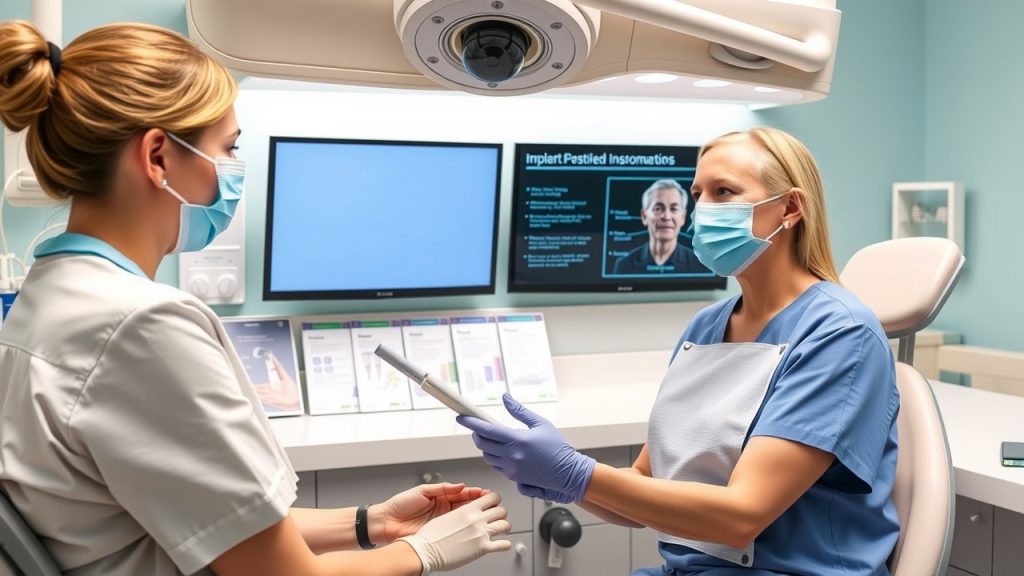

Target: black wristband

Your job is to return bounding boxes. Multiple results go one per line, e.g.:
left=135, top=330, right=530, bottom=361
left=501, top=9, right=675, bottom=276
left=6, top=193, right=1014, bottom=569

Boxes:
left=355, top=504, right=376, bottom=549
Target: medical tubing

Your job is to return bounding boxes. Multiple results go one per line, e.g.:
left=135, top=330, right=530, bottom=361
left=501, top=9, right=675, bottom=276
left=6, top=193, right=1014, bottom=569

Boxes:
left=0, top=168, right=23, bottom=256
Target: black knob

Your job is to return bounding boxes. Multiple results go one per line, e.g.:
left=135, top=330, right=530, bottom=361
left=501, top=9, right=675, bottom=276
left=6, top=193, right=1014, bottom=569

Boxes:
left=539, top=507, right=582, bottom=548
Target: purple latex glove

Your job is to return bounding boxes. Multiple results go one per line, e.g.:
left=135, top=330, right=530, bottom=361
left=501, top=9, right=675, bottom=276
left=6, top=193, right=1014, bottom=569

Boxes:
left=457, top=394, right=596, bottom=503
left=517, top=483, right=575, bottom=504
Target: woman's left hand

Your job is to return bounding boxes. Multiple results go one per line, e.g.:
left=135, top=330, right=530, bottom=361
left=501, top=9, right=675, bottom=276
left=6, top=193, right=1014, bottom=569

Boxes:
left=458, top=394, right=596, bottom=503
left=380, top=482, right=487, bottom=541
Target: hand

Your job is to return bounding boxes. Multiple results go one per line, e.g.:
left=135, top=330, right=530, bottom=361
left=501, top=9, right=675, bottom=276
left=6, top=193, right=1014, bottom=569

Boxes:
left=380, top=483, right=487, bottom=542
left=457, top=394, right=596, bottom=502
left=397, top=491, right=512, bottom=575
left=516, top=483, right=575, bottom=504
left=252, top=355, right=301, bottom=412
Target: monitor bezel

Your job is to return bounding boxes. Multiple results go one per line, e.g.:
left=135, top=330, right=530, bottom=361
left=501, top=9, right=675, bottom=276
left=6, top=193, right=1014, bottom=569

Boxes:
left=264, top=136, right=503, bottom=301
left=507, top=142, right=727, bottom=293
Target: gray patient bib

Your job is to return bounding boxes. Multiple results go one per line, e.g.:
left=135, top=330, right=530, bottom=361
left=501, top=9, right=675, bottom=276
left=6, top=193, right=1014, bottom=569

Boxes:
left=647, top=341, right=786, bottom=567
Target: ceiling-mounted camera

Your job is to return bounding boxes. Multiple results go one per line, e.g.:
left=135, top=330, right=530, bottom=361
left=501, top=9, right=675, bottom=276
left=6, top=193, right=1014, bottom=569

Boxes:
left=395, top=0, right=600, bottom=96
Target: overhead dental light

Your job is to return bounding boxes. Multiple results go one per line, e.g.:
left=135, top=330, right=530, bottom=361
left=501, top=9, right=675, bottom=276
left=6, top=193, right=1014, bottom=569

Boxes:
left=186, top=0, right=841, bottom=103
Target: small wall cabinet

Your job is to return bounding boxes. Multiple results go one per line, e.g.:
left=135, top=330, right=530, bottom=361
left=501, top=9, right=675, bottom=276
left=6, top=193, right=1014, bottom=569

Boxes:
left=892, top=181, right=964, bottom=252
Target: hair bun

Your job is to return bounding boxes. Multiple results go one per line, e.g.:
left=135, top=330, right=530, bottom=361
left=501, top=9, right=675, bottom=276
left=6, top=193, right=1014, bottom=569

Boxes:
left=0, top=20, right=57, bottom=132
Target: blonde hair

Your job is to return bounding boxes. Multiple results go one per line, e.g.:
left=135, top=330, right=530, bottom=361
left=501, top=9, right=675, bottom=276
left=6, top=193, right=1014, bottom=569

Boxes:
left=699, top=127, right=839, bottom=283
left=0, top=21, right=237, bottom=200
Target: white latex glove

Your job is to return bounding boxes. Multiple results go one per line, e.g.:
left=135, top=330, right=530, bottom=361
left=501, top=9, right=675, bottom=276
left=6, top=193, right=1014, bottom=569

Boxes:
left=397, top=491, right=512, bottom=575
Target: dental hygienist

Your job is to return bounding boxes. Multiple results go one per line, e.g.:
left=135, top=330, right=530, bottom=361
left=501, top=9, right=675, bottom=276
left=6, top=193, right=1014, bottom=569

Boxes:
left=0, top=21, right=510, bottom=576
left=461, top=128, right=900, bottom=575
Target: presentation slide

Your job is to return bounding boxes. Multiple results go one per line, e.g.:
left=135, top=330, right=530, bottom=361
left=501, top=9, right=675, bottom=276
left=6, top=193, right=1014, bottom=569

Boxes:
left=509, top=143, right=725, bottom=292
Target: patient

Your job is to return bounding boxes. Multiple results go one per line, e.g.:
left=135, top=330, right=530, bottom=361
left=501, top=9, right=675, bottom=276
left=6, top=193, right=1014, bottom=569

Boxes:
left=461, top=127, right=901, bottom=575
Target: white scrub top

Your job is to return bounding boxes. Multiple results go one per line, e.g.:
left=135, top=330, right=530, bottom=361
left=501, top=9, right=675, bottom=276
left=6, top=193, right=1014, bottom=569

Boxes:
left=0, top=236, right=298, bottom=576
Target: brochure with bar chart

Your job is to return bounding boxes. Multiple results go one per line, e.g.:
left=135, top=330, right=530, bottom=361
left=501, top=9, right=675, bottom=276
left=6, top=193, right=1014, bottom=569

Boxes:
left=350, top=320, right=413, bottom=412
left=449, top=316, right=508, bottom=406
left=300, top=321, right=359, bottom=415
left=496, top=314, right=558, bottom=402
left=401, top=318, right=460, bottom=410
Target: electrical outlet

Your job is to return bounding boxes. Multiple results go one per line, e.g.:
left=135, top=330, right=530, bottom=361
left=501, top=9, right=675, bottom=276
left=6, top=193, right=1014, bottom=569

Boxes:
left=178, top=198, right=246, bottom=305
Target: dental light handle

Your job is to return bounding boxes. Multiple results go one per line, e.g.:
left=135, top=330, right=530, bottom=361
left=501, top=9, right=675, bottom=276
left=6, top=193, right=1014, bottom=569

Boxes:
left=374, top=344, right=501, bottom=426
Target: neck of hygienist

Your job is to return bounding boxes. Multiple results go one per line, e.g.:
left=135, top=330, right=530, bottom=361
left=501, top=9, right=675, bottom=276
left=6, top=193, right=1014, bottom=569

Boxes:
left=64, top=132, right=182, bottom=280
left=733, top=219, right=821, bottom=326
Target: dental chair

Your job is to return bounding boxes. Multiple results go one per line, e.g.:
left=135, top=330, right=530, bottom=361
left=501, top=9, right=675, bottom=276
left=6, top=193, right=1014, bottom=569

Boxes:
left=840, top=236, right=965, bottom=576
left=0, top=487, right=60, bottom=576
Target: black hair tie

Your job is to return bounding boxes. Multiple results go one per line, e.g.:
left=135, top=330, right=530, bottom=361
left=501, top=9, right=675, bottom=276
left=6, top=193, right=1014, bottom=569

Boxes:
left=47, top=41, right=62, bottom=77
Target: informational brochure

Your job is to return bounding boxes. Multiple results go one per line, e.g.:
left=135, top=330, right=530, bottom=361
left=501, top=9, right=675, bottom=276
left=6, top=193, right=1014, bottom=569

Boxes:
left=350, top=320, right=413, bottom=412
left=221, top=317, right=305, bottom=417
left=300, top=321, right=359, bottom=415
left=401, top=318, right=460, bottom=410
left=497, top=313, right=558, bottom=402
left=449, top=316, right=508, bottom=406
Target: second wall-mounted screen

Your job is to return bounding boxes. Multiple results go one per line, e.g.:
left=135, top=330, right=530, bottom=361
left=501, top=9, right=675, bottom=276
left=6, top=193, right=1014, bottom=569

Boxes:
left=266, top=138, right=502, bottom=300
left=509, top=143, right=725, bottom=292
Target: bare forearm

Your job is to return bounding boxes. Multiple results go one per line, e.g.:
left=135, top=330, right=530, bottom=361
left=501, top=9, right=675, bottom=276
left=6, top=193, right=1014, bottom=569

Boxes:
left=583, top=463, right=758, bottom=548
left=576, top=500, right=643, bottom=528
left=310, top=541, right=422, bottom=576
left=290, top=505, right=389, bottom=554
left=576, top=467, right=644, bottom=528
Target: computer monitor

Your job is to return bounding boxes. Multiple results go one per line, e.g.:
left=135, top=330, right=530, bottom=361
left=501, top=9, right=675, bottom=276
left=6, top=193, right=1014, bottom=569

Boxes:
left=265, top=137, right=502, bottom=300
left=508, top=143, right=726, bottom=293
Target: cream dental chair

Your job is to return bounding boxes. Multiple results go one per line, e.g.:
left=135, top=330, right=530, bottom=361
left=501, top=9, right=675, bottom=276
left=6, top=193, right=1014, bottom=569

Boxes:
left=840, top=237, right=965, bottom=576
left=0, top=487, right=61, bottom=575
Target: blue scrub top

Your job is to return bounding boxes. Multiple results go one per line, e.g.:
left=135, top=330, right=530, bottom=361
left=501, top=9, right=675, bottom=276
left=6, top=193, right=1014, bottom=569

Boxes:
left=34, top=233, right=148, bottom=278
left=657, top=281, right=900, bottom=576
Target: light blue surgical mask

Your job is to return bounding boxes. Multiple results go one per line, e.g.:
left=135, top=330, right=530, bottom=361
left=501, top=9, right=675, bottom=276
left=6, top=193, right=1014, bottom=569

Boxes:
left=162, top=133, right=245, bottom=253
left=692, top=194, right=788, bottom=277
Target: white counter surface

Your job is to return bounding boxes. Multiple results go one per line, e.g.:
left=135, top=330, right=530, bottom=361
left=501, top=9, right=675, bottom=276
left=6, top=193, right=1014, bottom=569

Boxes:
left=930, top=381, right=1024, bottom=514
left=271, top=352, right=1024, bottom=512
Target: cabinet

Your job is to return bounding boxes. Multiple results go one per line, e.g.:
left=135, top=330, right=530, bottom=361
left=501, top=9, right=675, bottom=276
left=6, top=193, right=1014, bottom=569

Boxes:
left=950, top=495, right=993, bottom=576
left=948, top=495, right=1024, bottom=576
left=313, top=447, right=646, bottom=575
left=891, top=181, right=964, bottom=252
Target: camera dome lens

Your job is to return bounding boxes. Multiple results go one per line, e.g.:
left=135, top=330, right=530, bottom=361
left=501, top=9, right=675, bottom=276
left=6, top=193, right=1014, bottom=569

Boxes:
left=461, top=21, right=530, bottom=83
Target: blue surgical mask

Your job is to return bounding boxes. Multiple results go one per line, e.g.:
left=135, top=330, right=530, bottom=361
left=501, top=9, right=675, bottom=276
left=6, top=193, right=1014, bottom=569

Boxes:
left=691, top=195, right=787, bottom=277
left=162, top=133, right=245, bottom=253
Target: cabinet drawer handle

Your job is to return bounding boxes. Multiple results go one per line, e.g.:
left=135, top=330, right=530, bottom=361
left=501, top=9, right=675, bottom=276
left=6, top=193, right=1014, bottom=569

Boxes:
left=969, top=513, right=982, bottom=523
left=514, top=542, right=529, bottom=557
left=421, top=472, right=443, bottom=483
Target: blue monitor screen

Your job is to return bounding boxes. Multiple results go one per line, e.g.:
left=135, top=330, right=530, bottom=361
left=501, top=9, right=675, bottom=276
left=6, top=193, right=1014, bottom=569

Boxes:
left=265, top=138, right=502, bottom=299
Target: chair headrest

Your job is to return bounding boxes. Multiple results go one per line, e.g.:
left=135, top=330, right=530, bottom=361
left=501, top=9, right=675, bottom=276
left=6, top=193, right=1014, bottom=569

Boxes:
left=840, top=237, right=964, bottom=339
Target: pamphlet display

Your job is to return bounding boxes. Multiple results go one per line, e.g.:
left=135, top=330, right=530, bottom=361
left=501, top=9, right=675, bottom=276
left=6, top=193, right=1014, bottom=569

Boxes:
left=449, top=316, right=509, bottom=406
left=497, top=314, right=558, bottom=402
left=300, top=321, right=359, bottom=415
left=350, top=320, right=414, bottom=412
left=401, top=318, right=460, bottom=410
left=221, top=317, right=304, bottom=417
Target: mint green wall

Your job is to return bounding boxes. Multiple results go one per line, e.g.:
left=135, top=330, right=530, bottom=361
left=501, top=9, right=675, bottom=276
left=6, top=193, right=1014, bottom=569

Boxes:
left=924, top=2, right=1023, bottom=351
left=1, top=1, right=936, bottom=325
left=759, top=0, right=926, bottom=268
